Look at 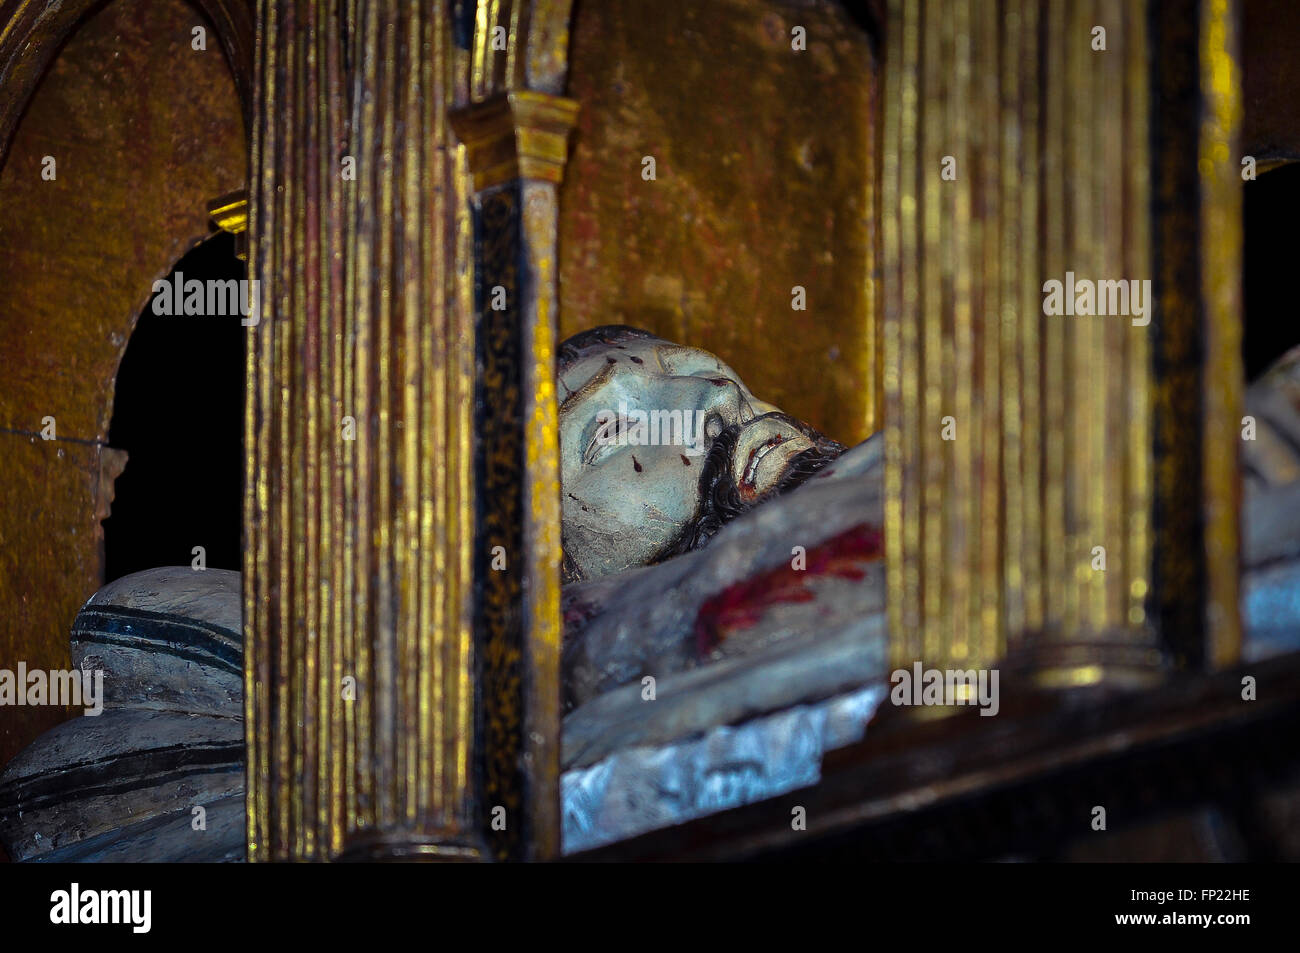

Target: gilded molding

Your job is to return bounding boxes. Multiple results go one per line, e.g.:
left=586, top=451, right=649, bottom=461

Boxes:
left=473, top=185, right=528, bottom=861
left=450, top=90, right=579, bottom=191
left=454, top=87, right=574, bottom=860
left=206, top=189, right=249, bottom=260
left=206, top=189, right=248, bottom=233
left=1199, top=0, right=1244, bottom=667
left=242, top=1, right=577, bottom=862
left=882, top=0, right=1240, bottom=688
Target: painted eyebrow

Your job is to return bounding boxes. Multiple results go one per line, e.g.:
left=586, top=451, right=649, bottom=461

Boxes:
left=559, top=361, right=618, bottom=416
left=560, top=345, right=720, bottom=419
left=655, top=345, right=695, bottom=365
left=656, top=345, right=724, bottom=374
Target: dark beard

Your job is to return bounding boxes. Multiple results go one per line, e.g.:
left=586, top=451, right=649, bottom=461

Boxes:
left=657, top=412, right=846, bottom=561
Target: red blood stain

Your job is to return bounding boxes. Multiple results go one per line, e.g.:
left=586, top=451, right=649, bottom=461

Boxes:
left=694, top=523, right=882, bottom=658
left=563, top=595, right=600, bottom=630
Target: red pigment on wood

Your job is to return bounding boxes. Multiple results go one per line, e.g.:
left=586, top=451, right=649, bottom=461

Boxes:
left=563, top=595, right=601, bottom=630
left=693, top=523, right=882, bottom=658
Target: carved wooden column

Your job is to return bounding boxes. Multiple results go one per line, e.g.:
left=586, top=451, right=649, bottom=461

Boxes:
left=244, top=1, right=568, bottom=861
left=449, top=90, right=577, bottom=861
left=881, top=0, right=1243, bottom=688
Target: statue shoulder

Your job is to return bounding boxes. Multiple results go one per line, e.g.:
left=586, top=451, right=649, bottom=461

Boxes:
left=0, top=567, right=246, bottom=862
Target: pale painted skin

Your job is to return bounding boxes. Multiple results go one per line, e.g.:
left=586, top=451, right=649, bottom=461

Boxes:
left=559, top=338, right=818, bottom=581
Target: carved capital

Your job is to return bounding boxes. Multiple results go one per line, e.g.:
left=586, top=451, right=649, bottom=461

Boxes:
left=450, top=91, right=579, bottom=192
left=206, top=189, right=248, bottom=260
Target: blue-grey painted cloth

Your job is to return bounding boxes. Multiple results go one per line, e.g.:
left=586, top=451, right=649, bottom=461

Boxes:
left=562, top=684, right=887, bottom=854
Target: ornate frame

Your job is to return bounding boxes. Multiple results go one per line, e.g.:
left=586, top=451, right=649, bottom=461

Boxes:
left=243, top=0, right=1247, bottom=859
left=0, top=0, right=1247, bottom=861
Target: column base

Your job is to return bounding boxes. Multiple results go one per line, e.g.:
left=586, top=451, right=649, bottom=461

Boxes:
left=336, top=829, right=487, bottom=863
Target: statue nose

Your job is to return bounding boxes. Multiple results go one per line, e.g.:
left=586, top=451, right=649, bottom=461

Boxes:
left=703, top=377, right=754, bottom=426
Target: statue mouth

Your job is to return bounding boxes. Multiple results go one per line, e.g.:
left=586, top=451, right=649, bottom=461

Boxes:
left=653, top=410, right=846, bottom=564
left=736, top=424, right=815, bottom=502
left=740, top=435, right=790, bottom=499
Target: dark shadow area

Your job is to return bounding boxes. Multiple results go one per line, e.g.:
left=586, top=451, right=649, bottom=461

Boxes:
left=102, top=231, right=245, bottom=581
left=1244, top=161, right=1300, bottom=381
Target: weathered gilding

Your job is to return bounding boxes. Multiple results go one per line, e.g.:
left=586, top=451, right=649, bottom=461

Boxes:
left=0, top=0, right=247, bottom=770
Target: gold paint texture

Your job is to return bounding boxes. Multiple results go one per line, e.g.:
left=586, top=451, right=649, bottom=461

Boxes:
left=0, top=0, right=246, bottom=768
left=520, top=180, right=565, bottom=860
left=451, top=91, right=580, bottom=190
left=207, top=190, right=250, bottom=233
left=558, top=0, right=878, bottom=445
left=205, top=188, right=248, bottom=258
left=248, top=1, right=572, bottom=861
left=1145, top=0, right=1242, bottom=670
left=883, top=0, right=1167, bottom=675
left=460, top=4, right=617, bottom=856
left=474, top=186, right=528, bottom=862
left=881, top=0, right=906, bottom=650
left=919, top=0, right=943, bottom=663
left=471, top=1, right=575, bottom=102
left=1200, top=0, right=1244, bottom=666
left=247, top=0, right=478, bottom=861
left=1125, top=0, right=1151, bottom=632
left=451, top=85, right=575, bottom=860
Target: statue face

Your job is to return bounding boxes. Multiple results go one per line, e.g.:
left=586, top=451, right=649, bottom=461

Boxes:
left=558, top=330, right=842, bottom=582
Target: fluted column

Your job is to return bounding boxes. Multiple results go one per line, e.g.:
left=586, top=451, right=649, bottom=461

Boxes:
left=881, top=0, right=1242, bottom=688
left=245, top=0, right=563, bottom=861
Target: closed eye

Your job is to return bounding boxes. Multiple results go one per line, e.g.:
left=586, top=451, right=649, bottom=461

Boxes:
left=584, top=413, right=628, bottom=465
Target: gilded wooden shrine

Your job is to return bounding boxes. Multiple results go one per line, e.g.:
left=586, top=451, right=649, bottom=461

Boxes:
left=1, top=0, right=1299, bottom=864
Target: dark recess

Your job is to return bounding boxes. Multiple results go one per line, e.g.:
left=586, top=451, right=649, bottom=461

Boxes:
left=102, top=231, right=245, bottom=581
left=1244, top=161, right=1300, bottom=381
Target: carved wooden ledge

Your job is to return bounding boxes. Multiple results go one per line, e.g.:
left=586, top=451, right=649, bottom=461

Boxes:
left=569, top=650, right=1300, bottom=862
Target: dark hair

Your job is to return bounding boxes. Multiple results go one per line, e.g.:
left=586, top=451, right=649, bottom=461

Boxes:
left=657, top=413, right=847, bottom=561
left=557, top=325, right=666, bottom=375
